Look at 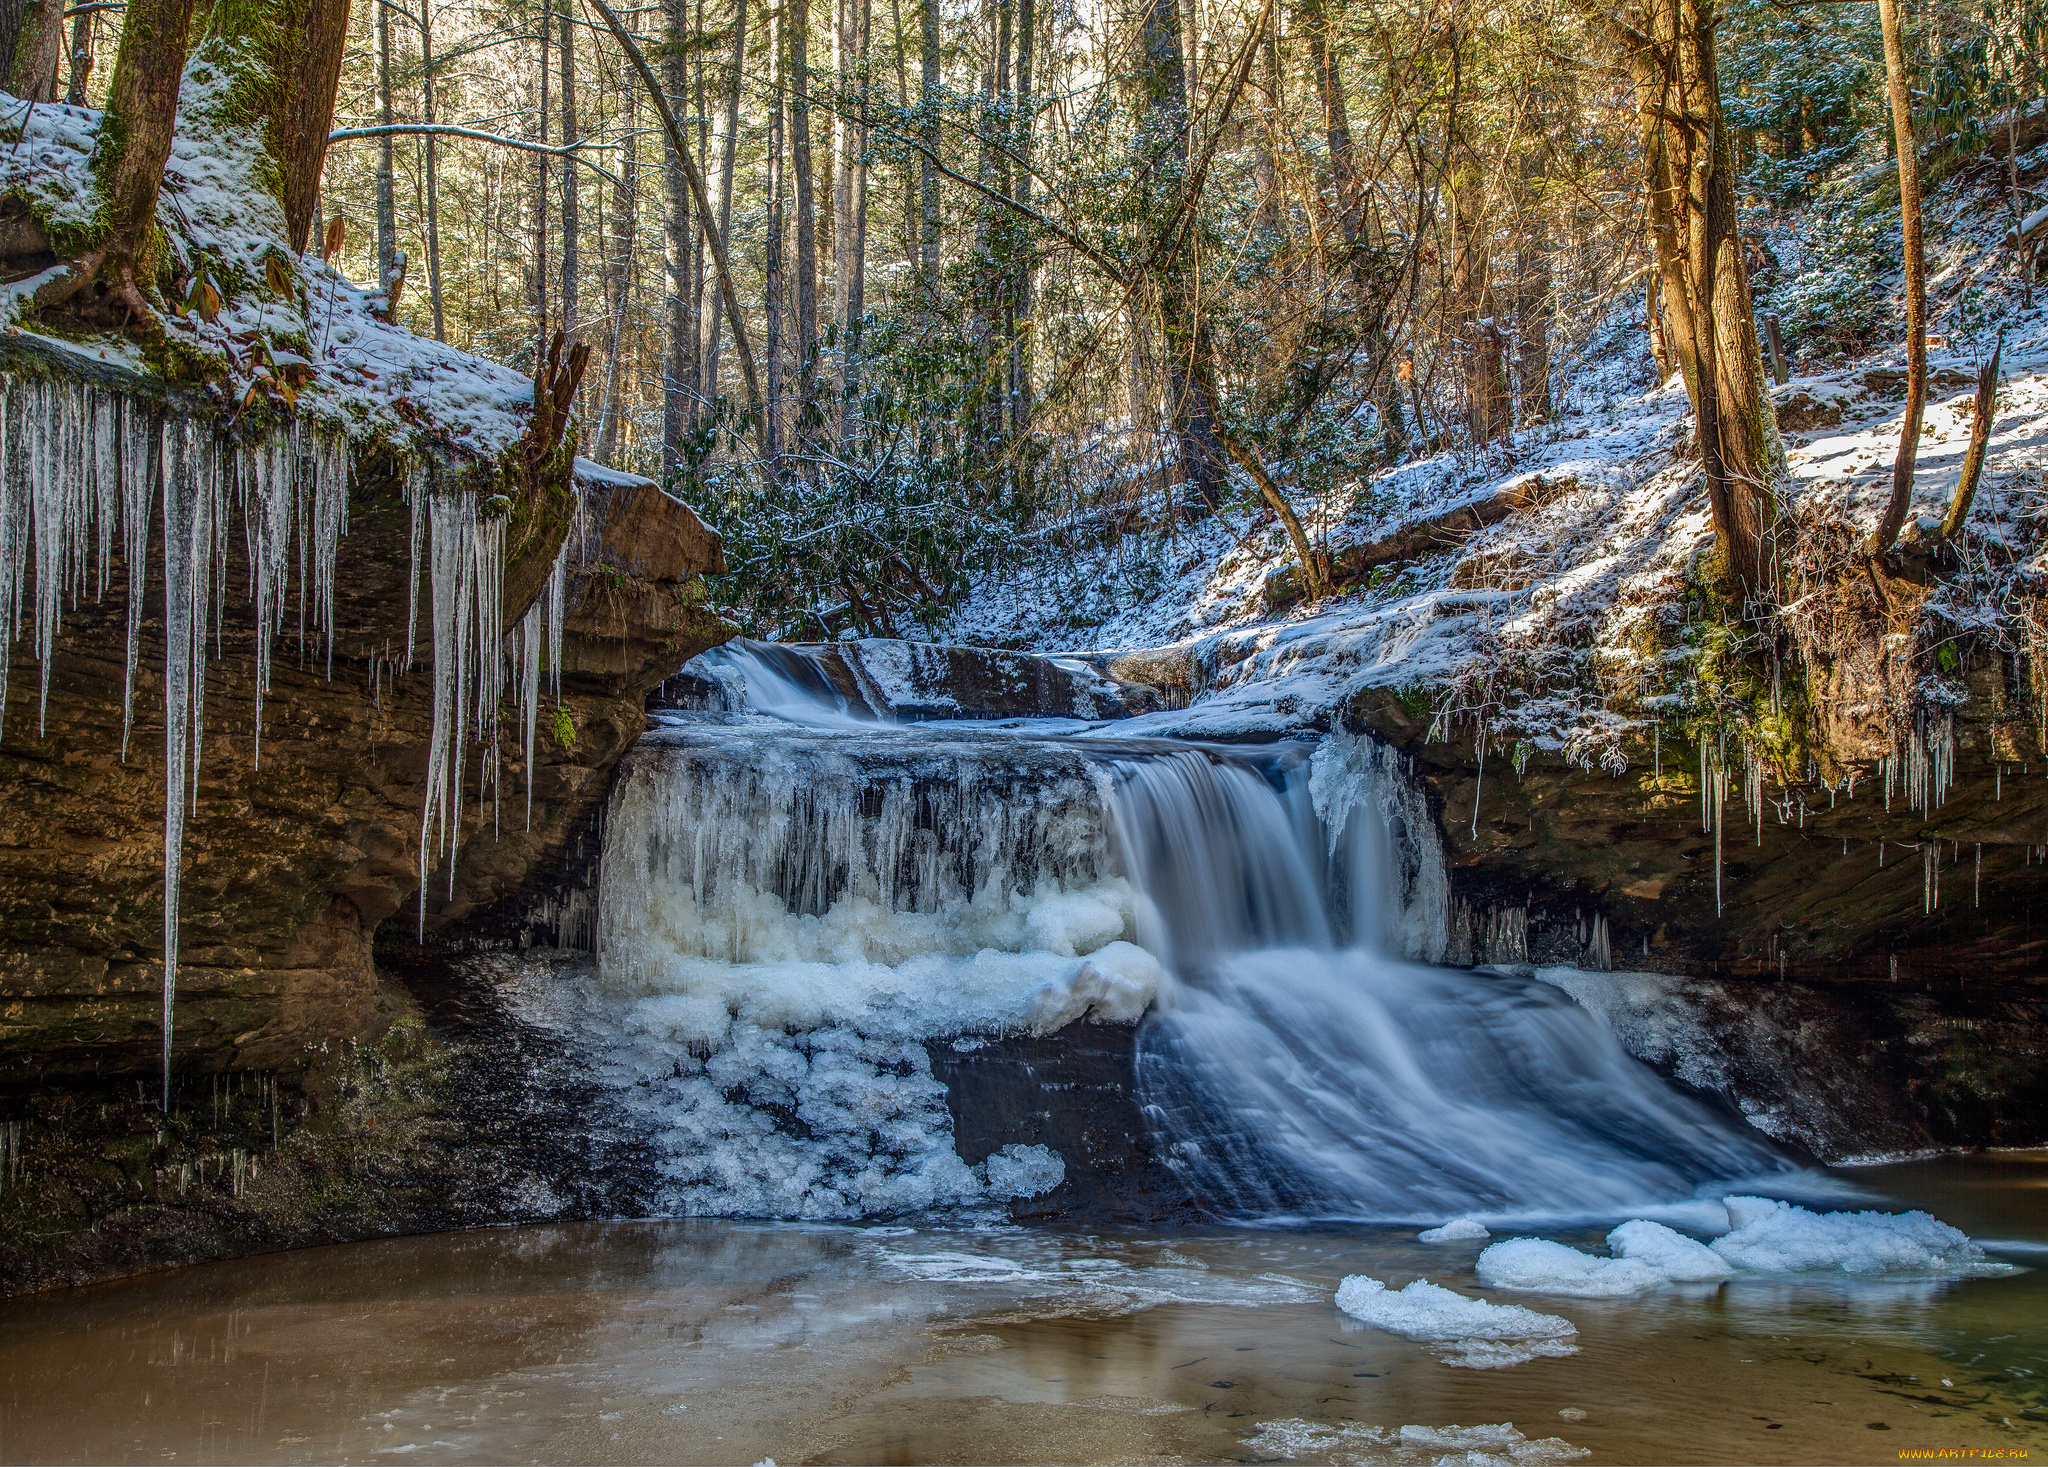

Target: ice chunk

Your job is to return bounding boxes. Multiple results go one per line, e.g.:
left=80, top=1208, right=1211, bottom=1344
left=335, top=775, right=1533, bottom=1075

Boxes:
left=980, top=1143, right=1065, bottom=1199
left=1420, top=1217, right=1492, bottom=1242
left=1475, top=1238, right=1666, bottom=1297
left=1607, top=1218, right=1732, bottom=1282
left=1709, top=1195, right=2017, bottom=1277
left=1026, top=941, right=1161, bottom=1030
left=1019, top=889, right=1128, bottom=956
left=1241, top=1418, right=1589, bottom=1466
left=1334, top=1275, right=1577, bottom=1369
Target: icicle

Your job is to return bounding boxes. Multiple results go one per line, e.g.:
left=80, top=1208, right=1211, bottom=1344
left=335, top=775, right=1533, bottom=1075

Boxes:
left=1653, top=724, right=1660, bottom=785
left=403, top=464, right=427, bottom=667
left=543, top=539, right=569, bottom=701
left=518, top=600, right=541, bottom=827
left=1975, top=843, right=1981, bottom=908
left=0, top=381, right=25, bottom=737
left=119, top=400, right=152, bottom=761
left=309, top=430, right=349, bottom=677
left=1471, top=727, right=1485, bottom=840
left=159, top=421, right=200, bottom=1112
left=242, top=439, right=294, bottom=766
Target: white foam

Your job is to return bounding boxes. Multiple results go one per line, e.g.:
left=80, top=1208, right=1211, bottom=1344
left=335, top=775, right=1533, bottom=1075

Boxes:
left=1475, top=1238, right=1667, bottom=1297
left=1420, top=1218, right=1492, bottom=1242
left=1709, top=1195, right=2019, bottom=1277
left=1334, top=1275, right=1578, bottom=1369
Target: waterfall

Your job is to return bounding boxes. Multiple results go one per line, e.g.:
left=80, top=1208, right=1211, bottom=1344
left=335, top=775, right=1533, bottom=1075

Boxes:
left=1126, top=736, right=1790, bottom=1222
left=579, top=646, right=1795, bottom=1224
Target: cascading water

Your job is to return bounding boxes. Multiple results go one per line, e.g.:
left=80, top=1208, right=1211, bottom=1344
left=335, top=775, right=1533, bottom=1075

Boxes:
left=582, top=648, right=1796, bottom=1223
left=1123, top=731, right=1792, bottom=1222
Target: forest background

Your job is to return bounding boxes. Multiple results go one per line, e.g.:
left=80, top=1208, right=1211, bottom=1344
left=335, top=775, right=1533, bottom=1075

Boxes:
left=27, top=0, right=2043, bottom=640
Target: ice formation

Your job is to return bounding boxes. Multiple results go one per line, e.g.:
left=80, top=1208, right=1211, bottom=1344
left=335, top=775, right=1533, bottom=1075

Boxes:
left=1419, top=1218, right=1493, bottom=1242
left=1333, top=1274, right=1579, bottom=1369
left=585, top=723, right=1163, bottom=1216
left=1475, top=1237, right=1677, bottom=1297
left=1606, top=1218, right=1736, bottom=1282
left=1707, top=1195, right=2017, bottom=1277
left=0, top=376, right=369, bottom=1103
left=0, top=371, right=576, bottom=1099
left=1241, top=1418, right=1590, bottom=1467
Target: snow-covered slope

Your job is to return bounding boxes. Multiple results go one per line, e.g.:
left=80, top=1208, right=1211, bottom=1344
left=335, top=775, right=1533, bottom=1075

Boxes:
left=950, top=181, right=2048, bottom=759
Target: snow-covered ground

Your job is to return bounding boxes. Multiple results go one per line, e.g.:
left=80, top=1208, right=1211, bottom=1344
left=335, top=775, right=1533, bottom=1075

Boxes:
left=947, top=168, right=2048, bottom=759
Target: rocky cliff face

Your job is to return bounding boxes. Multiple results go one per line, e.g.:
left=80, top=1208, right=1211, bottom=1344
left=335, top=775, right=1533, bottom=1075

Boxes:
left=1346, top=665, right=2048, bottom=991
left=0, top=444, right=729, bottom=1091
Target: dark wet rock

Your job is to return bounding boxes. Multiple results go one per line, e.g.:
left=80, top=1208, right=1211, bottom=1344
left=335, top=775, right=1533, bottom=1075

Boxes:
left=928, top=1022, right=1204, bottom=1225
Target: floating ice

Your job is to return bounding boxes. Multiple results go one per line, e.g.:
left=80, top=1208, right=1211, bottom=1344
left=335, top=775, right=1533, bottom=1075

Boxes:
left=1475, top=1238, right=1668, bottom=1297
left=1242, top=1418, right=1590, bottom=1467
left=1607, top=1218, right=1733, bottom=1282
left=1334, top=1275, right=1578, bottom=1368
left=1708, top=1195, right=2017, bottom=1277
left=1420, top=1218, right=1492, bottom=1242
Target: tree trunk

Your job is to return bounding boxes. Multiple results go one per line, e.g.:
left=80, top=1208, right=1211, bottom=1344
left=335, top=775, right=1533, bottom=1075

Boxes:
left=1009, top=0, right=1032, bottom=436
left=661, top=0, right=692, bottom=474
left=1593, top=0, right=1783, bottom=600
left=1301, top=0, right=1361, bottom=257
left=1136, top=0, right=1226, bottom=515
left=701, top=0, right=749, bottom=410
left=843, top=0, right=871, bottom=434
left=1450, top=160, right=1508, bottom=446
left=273, top=0, right=354, bottom=253
left=376, top=0, right=398, bottom=296
left=421, top=1, right=445, bottom=341
left=1866, top=0, right=1928, bottom=558
left=2, top=0, right=64, bottom=101
left=1514, top=149, right=1551, bottom=424
left=535, top=0, right=552, bottom=343
left=766, top=0, right=788, bottom=474
left=918, top=0, right=940, bottom=287
left=560, top=8, right=580, bottom=343
left=63, top=0, right=92, bottom=103
left=596, top=79, right=637, bottom=463
left=791, top=0, right=820, bottom=459
left=90, top=0, right=194, bottom=267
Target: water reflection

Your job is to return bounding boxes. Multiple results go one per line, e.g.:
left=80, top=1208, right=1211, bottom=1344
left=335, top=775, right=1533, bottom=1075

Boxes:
left=0, top=1157, right=2040, bottom=1466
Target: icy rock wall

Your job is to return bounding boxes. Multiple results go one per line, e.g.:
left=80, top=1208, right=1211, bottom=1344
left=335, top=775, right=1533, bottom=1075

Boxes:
left=0, top=372, right=579, bottom=1100
left=586, top=725, right=1162, bottom=1217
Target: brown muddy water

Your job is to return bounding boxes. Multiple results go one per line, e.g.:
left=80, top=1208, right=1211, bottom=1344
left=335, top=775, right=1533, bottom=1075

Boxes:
left=0, top=1153, right=2041, bottom=1467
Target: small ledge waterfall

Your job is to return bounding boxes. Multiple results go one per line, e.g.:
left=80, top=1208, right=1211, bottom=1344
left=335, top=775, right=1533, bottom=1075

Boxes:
left=579, top=643, right=1793, bottom=1222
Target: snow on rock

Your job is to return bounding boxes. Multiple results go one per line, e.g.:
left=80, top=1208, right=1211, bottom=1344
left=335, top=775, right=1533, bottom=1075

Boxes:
left=0, top=85, right=541, bottom=463
left=1333, top=1275, right=1579, bottom=1369
left=1708, top=1195, right=2018, bottom=1277
left=1420, top=1218, right=1493, bottom=1242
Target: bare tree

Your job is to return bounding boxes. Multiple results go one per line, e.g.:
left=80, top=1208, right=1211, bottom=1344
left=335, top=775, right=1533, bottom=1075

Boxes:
left=1865, top=0, right=1928, bottom=558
